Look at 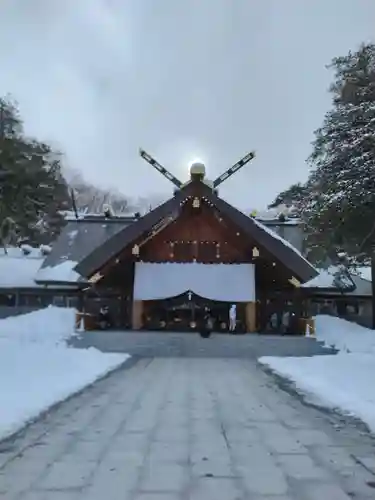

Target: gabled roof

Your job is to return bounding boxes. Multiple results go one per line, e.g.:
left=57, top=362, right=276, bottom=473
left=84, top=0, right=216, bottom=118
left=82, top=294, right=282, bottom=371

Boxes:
left=35, top=217, right=135, bottom=284
left=74, top=189, right=186, bottom=278
left=203, top=189, right=316, bottom=281
left=74, top=182, right=317, bottom=282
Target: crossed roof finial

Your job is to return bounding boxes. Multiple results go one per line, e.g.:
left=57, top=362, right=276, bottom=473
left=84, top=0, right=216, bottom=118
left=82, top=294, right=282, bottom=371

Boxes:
left=139, top=148, right=256, bottom=189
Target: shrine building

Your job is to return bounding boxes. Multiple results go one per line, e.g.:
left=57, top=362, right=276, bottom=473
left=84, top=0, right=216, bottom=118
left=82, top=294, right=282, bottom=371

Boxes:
left=32, top=149, right=319, bottom=333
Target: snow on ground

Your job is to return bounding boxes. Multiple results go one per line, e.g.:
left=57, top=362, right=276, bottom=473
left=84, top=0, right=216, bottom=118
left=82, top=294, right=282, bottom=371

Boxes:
left=259, top=315, right=375, bottom=432
left=315, top=315, right=375, bottom=354
left=0, top=307, right=128, bottom=441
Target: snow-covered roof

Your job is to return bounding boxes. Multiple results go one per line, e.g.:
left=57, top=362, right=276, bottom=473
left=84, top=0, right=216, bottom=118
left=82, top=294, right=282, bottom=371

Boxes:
left=302, top=266, right=372, bottom=296
left=301, top=270, right=336, bottom=288
left=251, top=217, right=315, bottom=270
left=247, top=204, right=301, bottom=223
left=36, top=218, right=132, bottom=284
left=258, top=218, right=301, bottom=226
left=36, top=260, right=82, bottom=283
left=0, top=247, right=44, bottom=289
left=354, top=266, right=372, bottom=283
left=0, top=246, right=80, bottom=289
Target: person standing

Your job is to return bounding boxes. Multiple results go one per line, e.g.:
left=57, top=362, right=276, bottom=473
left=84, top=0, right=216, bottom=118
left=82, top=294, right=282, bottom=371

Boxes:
left=229, top=304, right=237, bottom=333
left=200, top=307, right=213, bottom=338
left=98, top=305, right=112, bottom=329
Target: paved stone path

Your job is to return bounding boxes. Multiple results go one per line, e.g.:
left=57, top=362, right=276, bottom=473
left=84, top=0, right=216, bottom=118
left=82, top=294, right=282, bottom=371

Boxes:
left=1, top=358, right=375, bottom=499
left=72, top=331, right=333, bottom=358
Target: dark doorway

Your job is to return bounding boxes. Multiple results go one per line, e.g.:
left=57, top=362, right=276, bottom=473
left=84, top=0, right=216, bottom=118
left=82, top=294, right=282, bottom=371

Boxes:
left=142, top=292, right=246, bottom=332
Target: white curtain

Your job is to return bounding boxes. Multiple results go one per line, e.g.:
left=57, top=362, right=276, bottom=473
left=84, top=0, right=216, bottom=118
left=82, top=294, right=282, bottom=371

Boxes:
left=133, top=262, right=255, bottom=302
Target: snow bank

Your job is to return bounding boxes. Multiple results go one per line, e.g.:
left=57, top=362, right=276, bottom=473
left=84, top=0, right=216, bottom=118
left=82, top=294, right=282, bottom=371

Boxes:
left=0, top=307, right=76, bottom=345
left=315, top=315, right=375, bottom=354
left=259, top=315, right=375, bottom=432
left=259, top=354, right=375, bottom=432
left=0, top=307, right=128, bottom=441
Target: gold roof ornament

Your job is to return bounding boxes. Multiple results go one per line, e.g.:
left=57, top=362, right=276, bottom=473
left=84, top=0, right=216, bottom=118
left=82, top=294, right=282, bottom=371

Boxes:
left=190, top=162, right=206, bottom=180
left=252, top=247, right=260, bottom=258
left=192, top=197, right=201, bottom=208
left=89, top=271, right=103, bottom=284
left=132, top=244, right=140, bottom=256
left=288, top=276, right=301, bottom=287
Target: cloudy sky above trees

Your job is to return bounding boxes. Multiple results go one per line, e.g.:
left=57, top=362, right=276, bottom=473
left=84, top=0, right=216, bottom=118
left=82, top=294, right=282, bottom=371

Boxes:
left=1, top=0, right=374, bottom=208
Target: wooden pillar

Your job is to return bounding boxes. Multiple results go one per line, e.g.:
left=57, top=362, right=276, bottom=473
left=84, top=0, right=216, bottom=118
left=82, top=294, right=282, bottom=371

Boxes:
left=77, top=290, right=85, bottom=313
left=245, top=302, right=257, bottom=333
left=132, top=300, right=143, bottom=330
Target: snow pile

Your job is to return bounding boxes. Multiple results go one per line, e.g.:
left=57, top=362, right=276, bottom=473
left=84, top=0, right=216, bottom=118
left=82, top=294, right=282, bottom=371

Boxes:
left=259, top=315, right=375, bottom=432
left=315, top=315, right=375, bottom=354
left=259, top=353, right=375, bottom=431
left=0, top=307, right=128, bottom=441
left=0, top=307, right=77, bottom=346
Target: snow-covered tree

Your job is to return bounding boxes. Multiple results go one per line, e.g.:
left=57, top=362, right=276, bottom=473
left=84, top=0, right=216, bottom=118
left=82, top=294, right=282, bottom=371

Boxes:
left=0, top=95, right=70, bottom=245
left=268, top=183, right=308, bottom=213
left=303, top=43, right=375, bottom=263
left=0, top=217, right=17, bottom=254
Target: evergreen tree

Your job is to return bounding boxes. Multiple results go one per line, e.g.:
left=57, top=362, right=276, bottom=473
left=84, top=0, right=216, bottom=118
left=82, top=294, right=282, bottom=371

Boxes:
left=303, top=43, right=375, bottom=263
left=0, top=95, right=70, bottom=247
left=268, top=183, right=308, bottom=211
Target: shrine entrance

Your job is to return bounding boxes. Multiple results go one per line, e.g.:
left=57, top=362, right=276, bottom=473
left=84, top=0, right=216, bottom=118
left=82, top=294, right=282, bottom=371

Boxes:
left=132, top=262, right=254, bottom=332
left=142, top=292, right=246, bottom=333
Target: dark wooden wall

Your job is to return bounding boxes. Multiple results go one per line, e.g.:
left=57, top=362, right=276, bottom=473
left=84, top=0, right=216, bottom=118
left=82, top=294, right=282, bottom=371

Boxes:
left=93, top=200, right=299, bottom=293
left=140, top=203, right=251, bottom=263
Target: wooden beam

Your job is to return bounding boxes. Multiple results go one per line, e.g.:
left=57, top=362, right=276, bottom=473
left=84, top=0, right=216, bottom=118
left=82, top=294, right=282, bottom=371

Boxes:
left=245, top=302, right=257, bottom=332
left=132, top=300, right=143, bottom=330
left=138, top=216, right=175, bottom=249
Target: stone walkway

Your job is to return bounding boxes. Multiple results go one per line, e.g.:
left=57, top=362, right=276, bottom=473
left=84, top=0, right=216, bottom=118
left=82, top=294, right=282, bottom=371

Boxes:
left=72, top=331, right=333, bottom=358
left=1, top=358, right=375, bottom=499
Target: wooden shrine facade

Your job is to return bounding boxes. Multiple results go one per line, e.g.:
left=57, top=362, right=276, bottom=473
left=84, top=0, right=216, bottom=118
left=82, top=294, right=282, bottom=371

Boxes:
left=35, top=150, right=318, bottom=333
left=72, top=182, right=316, bottom=332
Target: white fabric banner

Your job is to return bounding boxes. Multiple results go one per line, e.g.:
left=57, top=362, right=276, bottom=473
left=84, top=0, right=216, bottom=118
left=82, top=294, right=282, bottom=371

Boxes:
left=133, top=262, right=255, bottom=302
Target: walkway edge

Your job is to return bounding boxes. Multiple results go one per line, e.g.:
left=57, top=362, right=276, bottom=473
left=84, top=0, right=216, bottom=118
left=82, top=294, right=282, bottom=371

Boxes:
left=258, top=360, right=373, bottom=436
left=0, top=356, right=137, bottom=462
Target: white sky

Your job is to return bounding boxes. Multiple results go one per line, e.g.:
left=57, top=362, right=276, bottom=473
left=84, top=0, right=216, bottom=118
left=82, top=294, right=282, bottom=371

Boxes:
left=1, top=0, right=374, bottom=208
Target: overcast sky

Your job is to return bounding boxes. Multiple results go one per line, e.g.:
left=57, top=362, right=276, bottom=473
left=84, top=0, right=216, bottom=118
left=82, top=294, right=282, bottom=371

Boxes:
left=1, top=1, right=374, bottom=209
